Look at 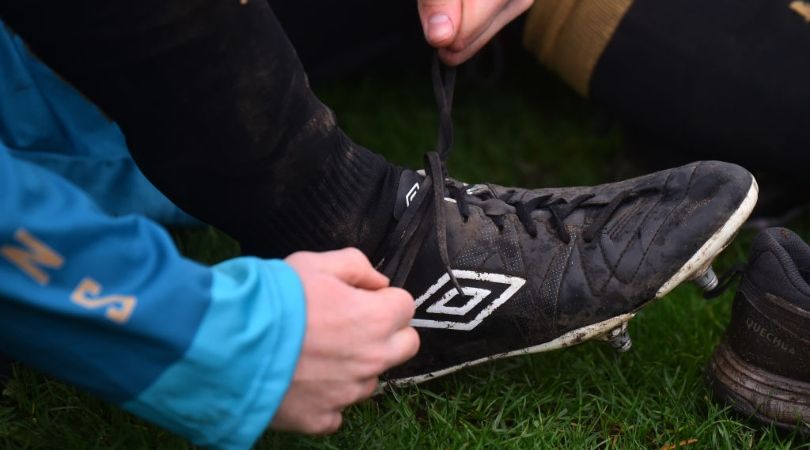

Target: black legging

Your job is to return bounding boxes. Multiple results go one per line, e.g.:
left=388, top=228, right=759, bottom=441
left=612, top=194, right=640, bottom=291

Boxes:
left=0, top=0, right=402, bottom=258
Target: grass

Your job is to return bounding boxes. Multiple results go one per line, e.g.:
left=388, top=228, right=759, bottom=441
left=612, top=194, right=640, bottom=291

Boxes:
left=2, top=51, right=809, bottom=449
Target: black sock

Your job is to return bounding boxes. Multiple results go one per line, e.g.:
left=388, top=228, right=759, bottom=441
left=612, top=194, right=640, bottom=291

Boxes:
left=1, top=0, right=402, bottom=258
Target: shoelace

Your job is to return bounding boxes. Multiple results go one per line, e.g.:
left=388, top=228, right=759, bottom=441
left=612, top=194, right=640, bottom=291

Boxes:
left=378, top=54, right=660, bottom=293
left=448, top=185, right=659, bottom=244
left=378, top=56, right=461, bottom=291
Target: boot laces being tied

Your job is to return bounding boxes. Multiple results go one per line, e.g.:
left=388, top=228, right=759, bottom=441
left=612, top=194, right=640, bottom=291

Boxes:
left=378, top=55, right=661, bottom=294
left=377, top=54, right=757, bottom=384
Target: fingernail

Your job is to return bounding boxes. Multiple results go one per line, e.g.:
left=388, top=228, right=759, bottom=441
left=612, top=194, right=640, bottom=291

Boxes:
left=428, top=14, right=453, bottom=42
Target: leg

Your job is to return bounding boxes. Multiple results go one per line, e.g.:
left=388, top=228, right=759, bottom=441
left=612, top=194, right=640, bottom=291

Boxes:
left=0, top=0, right=401, bottom=258
left=522, top=0, right=810, bottom=176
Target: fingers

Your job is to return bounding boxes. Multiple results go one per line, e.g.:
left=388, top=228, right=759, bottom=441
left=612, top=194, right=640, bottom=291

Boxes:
left=340, top=378, right=380, bottom=405
left=270, top=389, right=343, bottom=435
left=286, top=248, right=389, bottom=290
left=287, top=410, right=343, bottom=435
left=312, top=413, right=342, bottom=435
left=275, top=249, right=418, bottom=436
left=386, top=326, right=421, bottom=368
left=368, top=286, right=416, bottom=330
left=447, top=0, right=509, bottom=50
left=439, top=0, right=532, bottom=65
left=422, top=0, right=534, bottom=65
left=326, top=248, right=388, bottom=289
left=418, top=0, right=462, bottom=47
left=342, top=287, right=417, bottom=374
left=358, top=378, right=380, bottom=400
left=300, top=377, right=378, bottom=435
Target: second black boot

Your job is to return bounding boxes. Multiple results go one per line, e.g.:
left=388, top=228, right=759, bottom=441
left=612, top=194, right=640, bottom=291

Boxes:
left=708, top=227, right=810, bottom=432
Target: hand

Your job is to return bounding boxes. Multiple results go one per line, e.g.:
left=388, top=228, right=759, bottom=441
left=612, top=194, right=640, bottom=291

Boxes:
left=271, top=248, right=419, bottom=434
left=418, top=0, right=534, bottom=65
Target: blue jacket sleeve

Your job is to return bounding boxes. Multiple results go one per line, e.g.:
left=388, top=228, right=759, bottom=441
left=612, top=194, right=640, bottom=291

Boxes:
left=0, top=20, right=200, bottom=227
left=0, top=141, right=306, bottom=449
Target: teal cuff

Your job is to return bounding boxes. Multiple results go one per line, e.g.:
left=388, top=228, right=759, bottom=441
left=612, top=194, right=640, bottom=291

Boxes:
left=124, top=258, right=306, bottom=449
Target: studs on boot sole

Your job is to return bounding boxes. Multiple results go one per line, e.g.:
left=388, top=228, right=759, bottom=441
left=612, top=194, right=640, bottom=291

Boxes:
left=598, top=321, right=632, bottom=353
left=693, top=267, right=719, bottom=292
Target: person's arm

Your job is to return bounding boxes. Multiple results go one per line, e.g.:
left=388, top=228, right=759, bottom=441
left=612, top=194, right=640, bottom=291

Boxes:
left=0, top=141, right=306, bottom=448
left=0, top=140, right=418, bottom=446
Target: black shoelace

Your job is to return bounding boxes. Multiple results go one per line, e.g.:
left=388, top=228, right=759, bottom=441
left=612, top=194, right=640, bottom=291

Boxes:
left=378, top=54, right=660, bottom=293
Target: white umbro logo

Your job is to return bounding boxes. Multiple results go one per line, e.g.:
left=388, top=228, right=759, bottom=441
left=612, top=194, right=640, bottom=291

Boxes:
left=411, top=270, right=526, bottom=331
left=405, top=182, right=420, bottom=207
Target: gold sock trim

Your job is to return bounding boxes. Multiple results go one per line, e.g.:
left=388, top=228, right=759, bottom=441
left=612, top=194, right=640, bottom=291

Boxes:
left=790, top=1, right=810, bottom=22
left=523, top=0, right=634, bottom=97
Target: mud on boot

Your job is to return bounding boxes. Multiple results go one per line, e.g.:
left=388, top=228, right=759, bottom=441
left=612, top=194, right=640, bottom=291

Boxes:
left=377, top=58, right=758, bottom=385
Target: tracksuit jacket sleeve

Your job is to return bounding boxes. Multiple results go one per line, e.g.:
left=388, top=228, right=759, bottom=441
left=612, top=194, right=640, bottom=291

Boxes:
left=0, top=141, right=307, bottom=449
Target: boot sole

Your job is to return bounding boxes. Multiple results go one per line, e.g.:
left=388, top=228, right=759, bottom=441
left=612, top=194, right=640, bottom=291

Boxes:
left=708, top=341, right=810, bottom=432
left=386, top=176, right=759, bottom=387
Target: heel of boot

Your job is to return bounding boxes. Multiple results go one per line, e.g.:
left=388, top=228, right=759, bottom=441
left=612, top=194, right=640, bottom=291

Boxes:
left=708, top=342, right=810, bottom=432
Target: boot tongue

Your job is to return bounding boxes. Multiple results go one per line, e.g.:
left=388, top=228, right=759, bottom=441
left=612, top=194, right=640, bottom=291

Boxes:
left=393, top=169, right=425, bottom=221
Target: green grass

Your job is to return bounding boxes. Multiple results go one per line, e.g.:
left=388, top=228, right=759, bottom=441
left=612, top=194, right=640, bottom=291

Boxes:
left=2, top=54, right=809, bottom=449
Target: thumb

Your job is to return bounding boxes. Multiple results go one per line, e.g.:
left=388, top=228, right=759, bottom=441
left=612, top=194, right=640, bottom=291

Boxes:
left=418, top=0, right=462, bottom=47
left=312, top=248, right=390, bottom=290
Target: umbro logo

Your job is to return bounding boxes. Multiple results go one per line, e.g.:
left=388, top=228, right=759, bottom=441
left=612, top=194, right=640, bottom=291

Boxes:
left=411, top=270, right=526, bottom=331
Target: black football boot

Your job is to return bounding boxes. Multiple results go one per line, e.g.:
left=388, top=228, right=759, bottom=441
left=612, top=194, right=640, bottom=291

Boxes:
left=376, top=60, right=759, bottom=385
left=707, top=228, right=810, bottom=432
